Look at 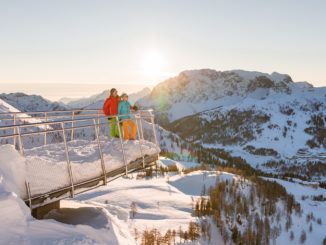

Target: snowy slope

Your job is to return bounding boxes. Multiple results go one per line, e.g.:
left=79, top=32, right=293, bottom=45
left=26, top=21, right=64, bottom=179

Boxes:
left=0, top=99, right=47, bottom=144
left=1, top=141, right=325, bottom=244
left=136, top=69, right=295, bottom=123
left=24, top=137, right=158, bottom=196
left=136, top=69, right=326, bottom=179
left=0, top=92, right=67, bottom=112
left=0, top=144, right=137, bottom=245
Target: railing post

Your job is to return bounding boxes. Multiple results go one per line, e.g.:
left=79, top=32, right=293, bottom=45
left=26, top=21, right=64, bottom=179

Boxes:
left=139, top=116, right=144, bottom=140
left=25, top=181, right=32, bottom=212
left=149, top=110, right=160, bottom=156
left=71, top=111, right=75, bottom=141
left=13, top=114, right=16, bottom=147
left=16, top=126, right=24, bottom=156
left=135, top=114, right=145, bottom=168
left=44, top=112, right=47, bottom=145
left=93, top=119, right=107, bottom=185
left=61, top=122, right=75, bottom=198
left=116, top=116, right=128, bottom=175
left=97, top=110, right=100, bottom=133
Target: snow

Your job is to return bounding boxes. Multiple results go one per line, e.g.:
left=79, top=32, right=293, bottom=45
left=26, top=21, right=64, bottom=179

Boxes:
left=0, top=146, right=225, bottom=244
left=169, top=170, right=234, bottom=196
left=159, top=157, right=200, bottom=170
left=0, top=98, right=49, bottom=130
left=140, top=69, right=326, bottom=177
left=0, top=145, right=27, bottom=198
left=1, top=144, right=326, bottom=244
left=0, top=137, right=159, bottom=198
left=0, top=92, right=67, bottom=112
left=72, top=170, right=226, bottom=244
left=263, top=177, right=326, bottom=245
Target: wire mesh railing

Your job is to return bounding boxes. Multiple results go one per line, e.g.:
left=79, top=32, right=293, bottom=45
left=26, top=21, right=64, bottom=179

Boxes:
left=0, top=109, right=160, bottom=209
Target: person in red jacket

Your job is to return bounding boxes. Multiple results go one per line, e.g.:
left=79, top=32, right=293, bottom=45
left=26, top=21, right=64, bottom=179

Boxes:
left=103, top=88, right=121, bottom=138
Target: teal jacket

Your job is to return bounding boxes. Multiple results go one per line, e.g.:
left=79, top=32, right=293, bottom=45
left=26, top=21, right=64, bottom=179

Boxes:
left=118, top=101, right=132, bottom=120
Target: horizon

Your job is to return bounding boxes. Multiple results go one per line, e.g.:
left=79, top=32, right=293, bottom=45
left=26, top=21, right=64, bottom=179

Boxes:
left=1, top=67, right=325, bottom=101
left=1, top=82, right=154, bottom=101
left=1, top=0, right=326, bottom=95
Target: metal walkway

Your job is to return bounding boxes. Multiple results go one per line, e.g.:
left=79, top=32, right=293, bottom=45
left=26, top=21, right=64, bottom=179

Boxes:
left=0, top=109, right=160, bottom=210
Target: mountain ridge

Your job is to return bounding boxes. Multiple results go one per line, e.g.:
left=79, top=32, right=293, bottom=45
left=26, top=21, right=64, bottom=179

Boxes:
left=136, top=68, right=326, bottom=180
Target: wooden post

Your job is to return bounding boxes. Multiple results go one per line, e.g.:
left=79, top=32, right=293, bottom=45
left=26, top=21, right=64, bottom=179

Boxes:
left=17, top=126, right=24, bottom=156
left=149, top=111, right=160, bottom=157
left=116, top=116, right=128, bottom=175
left=71, top=111, right=75, bottom=141
left=61, top=122, right=75, bottom=198
left=13, top=114, right=16, bottom=147
left=135, top=114, right=145, bottom=168
left=93, top=119, right=107, bottom=185
left=44, top=112, right=47, bottom=145
left=25, top=181, right=32, bottom=212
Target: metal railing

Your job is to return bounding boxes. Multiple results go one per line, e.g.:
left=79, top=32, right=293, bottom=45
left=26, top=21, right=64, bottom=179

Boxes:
left=0, top=109, right=160, bottom=209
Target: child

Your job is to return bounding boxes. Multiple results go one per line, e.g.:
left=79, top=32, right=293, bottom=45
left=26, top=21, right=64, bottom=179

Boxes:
left=118, top=93, right=138, bottom=140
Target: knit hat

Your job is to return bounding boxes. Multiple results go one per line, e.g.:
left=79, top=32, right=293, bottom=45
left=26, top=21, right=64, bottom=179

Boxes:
left=120, top=93, right=128, bottom=100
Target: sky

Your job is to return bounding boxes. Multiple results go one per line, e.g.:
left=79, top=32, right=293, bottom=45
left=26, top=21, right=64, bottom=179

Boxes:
left=0, top=0, right=325, bottom=100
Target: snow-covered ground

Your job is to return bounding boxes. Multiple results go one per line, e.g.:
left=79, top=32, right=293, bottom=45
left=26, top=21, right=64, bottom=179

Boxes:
left=1, top=136, right=159, bottom=200
left=1, top=147, right=224, bottom=244
left=1, top=148, right=326, bottom=244
left=159, top=157, right=201, bottom=170
left=263, top=177, right=326, bottom=245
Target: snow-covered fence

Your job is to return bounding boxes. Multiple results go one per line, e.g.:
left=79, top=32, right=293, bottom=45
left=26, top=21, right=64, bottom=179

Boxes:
left=0, top=109, right=160, bottom=209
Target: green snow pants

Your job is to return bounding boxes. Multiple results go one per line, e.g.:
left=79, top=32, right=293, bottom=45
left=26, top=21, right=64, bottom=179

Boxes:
left=108, top=118, right=122, bottom=138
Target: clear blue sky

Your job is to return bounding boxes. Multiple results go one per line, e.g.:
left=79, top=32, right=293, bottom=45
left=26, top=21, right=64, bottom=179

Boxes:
left=0, top=0, right=325, bottom=98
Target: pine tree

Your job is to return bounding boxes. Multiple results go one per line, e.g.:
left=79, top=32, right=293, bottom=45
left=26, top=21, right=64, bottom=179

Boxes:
left=231, top=225, right=239, bottom=243
left=178, top=226, right=183, bottom=243
left=290, top=231, right=294, bottom=241
left=133, top=227, right=139, bottom=242
left=130, top=201, right=137, bottom=218
left=300, top=230, right=306, bottom=244
left=188, top=221, right=200, bottom=241
left=172, top=229, right=176, bottom=244
left=323, top=236, right=326, bottom=245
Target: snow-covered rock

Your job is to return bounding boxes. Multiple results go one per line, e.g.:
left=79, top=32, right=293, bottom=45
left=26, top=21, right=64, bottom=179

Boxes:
left=136, top=69, right=296, bottom=123
left=295, top=81, right=314, bottom=88
left=136, top=69, right=326, bottom=179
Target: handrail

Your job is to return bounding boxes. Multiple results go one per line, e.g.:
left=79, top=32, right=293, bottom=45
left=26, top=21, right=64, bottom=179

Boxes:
left=0, top=108, right=153, bottom=116
left=0, top=114, right=153, bottom=131
left=0, top=110, right=153, bottom=122
left=0, top=108, right=160, bottom=209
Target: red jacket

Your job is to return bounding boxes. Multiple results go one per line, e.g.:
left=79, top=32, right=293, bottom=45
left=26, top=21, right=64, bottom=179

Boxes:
left=103, top=95, right=119, bottom=116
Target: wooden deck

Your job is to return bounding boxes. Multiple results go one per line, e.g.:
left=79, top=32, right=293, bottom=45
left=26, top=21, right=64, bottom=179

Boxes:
left=26, top=154, right=158, bottom=209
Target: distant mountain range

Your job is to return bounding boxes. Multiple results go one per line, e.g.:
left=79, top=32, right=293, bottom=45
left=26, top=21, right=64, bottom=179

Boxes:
left=0, top=87, right=151, bottom=113
left=59, top=87, right=151, bottom=109
left=0, top=93, right=67, bottom=112
left=136, top=69, right=326, bottom=180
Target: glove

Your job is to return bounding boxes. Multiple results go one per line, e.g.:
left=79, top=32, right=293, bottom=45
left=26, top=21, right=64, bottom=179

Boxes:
left=133, top=105, right=138, bottom=111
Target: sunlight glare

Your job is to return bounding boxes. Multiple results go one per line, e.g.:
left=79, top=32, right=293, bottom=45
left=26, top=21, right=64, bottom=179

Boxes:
left=142, top=52, right=165, bottom=77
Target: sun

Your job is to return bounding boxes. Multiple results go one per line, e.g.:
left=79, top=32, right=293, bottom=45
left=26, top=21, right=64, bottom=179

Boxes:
left=142, top=52, right=165, bottom=77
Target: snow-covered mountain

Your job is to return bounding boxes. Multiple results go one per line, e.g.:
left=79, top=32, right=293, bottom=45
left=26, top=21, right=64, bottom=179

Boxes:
left=137, top=69, right=299, bottom=124
left=136, top=69, right=326, bottom=180
left=60, top=87, right=151, bottom=109
left=0, top=93, right=67, bottom=112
